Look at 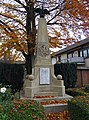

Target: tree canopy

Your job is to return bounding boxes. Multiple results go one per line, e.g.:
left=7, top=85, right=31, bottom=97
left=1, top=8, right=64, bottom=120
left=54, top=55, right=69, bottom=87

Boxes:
left=0, top=0, right=89, bottom=74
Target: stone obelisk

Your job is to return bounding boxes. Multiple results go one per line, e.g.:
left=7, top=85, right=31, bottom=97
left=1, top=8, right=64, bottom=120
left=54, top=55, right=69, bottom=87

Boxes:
left=24, top=17, right=65, bottom=98
left=35, top=18, right=51, bottom=65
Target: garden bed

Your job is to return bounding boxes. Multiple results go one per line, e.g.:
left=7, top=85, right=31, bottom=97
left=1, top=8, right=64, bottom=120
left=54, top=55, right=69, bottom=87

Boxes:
left=68, top=96, right=89, bottom=120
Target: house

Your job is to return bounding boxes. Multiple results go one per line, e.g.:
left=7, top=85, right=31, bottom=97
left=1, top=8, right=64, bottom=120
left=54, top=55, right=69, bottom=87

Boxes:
left=52, top=38, right=89, bottom=87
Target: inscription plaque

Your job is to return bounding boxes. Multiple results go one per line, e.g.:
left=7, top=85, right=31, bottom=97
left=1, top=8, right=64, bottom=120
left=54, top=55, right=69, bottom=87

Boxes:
left=40, top=68, right=50, bottom=84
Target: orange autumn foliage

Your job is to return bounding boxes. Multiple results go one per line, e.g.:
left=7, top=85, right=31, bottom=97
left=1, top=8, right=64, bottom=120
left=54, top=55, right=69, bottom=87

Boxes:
left=0, top=0, right=89, bottom=63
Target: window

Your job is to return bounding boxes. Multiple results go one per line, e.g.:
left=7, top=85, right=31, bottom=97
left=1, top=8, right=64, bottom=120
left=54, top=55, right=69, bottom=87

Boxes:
left=88, top=49, right=89, bottom=57
left=88, top=49, right=89, bottom=53
left=73, top=51, right=78, bottom=57
left=80, top=51, right=83, bottom=57
left=83, top=49, right=87, bottom=58
left=68, top=53, right=72, bottom=58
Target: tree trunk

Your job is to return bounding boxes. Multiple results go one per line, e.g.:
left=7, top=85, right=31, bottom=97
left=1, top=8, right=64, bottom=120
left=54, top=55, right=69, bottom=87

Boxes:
left=25, top=2, right=36, bottom=74
left=25, top=53, right=32, bottom=74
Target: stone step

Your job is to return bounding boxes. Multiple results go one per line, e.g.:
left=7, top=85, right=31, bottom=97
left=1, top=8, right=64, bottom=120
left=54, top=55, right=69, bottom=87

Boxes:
left=34, top=92, right=59, bottom=97
left=33, top=94, right=73, bottom=113
left=33, top=94, right=73, bottom=101
left=43, top=103, right=68, bottom=113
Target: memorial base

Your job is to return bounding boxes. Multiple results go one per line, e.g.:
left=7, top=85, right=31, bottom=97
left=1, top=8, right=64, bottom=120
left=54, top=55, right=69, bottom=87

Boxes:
left=24, top=83, right=65, bottom=98
left=24, top=64, right=65, bottom=98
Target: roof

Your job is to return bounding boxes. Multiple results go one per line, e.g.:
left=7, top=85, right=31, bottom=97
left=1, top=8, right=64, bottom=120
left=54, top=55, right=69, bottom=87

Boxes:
left=54, top=38, right=89, bottom=56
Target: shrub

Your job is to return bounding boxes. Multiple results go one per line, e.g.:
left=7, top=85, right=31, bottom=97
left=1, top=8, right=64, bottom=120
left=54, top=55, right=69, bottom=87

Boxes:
left=54, top=63, right=77, bottom=88
left=7, top=99, right=46, bottom=120
left=68, top=96, right=89, bottom=120
left=0, top=84, right=46, bottom=120
left=84, top=84, right=89, bottom=93
left=66, top=88, right=89, bottom=97
left=0, top=85, right=14, bottom=120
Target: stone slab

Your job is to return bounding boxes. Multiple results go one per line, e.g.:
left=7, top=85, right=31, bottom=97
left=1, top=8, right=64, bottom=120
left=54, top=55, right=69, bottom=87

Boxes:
left=33, top=94, right=73, bottom=101
left=43, top=104, right=68, bottom=113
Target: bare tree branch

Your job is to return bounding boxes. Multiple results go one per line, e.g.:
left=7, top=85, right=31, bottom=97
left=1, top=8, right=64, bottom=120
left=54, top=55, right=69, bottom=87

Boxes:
left=0, top=13, right=25, bottom=28
left=0, top=20, right=13, bottom=32
left=14, top=0, right=27, bottom=9
left=49, top=0, right=65, bottom=12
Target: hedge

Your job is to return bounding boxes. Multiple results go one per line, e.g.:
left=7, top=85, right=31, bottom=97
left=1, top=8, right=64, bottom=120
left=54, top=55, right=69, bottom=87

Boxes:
left=66, top=88, right=89, bottom=97
left=0, top=63, right=24, bottom=92
left=54, top=63, right=77, bottom=88
left=68, top=96, right=89, bottom=120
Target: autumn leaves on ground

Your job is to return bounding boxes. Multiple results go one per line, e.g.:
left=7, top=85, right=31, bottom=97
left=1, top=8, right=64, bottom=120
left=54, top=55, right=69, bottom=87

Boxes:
left=46, top=111, right=70, bottom=120
left=34, top=95, right=70, bottom=120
